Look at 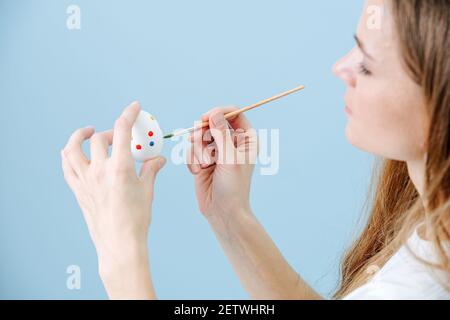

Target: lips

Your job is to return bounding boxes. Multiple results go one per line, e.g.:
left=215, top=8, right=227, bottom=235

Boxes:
left=344, top=94, right=353, bottom=115
left=345, top=105, right=353, bottom=115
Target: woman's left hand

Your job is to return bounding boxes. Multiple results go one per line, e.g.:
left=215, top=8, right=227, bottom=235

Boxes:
left=61, top=101, right=166, bottom=299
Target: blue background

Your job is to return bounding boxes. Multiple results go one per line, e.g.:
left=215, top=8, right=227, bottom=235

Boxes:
left=0, top=0, right=373, bottom=299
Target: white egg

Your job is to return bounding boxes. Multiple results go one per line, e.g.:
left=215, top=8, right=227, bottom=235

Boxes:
left=131, top=110, right=164, bottom=162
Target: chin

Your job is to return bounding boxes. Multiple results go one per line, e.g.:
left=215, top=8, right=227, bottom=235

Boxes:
left=345, top=124, right=369, bottom=153
left=345, top=123, right=356, bottom=146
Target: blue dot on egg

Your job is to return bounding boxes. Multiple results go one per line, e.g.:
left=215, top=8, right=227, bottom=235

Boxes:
left=149, top=141, right=155, bottom=147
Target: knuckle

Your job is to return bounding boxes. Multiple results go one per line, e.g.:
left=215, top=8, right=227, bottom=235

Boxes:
left=88, top=167, right=103, bottom=185
left=62, top=170, right=70, bottom=182
left=209, top=108, right=221, bottom=117
left=90, top=132, right=101, bottom=142
left=209, top=107, right=222, bottom=113
left=89, top=161, right=102, bottom=174
left=208, top=108, right=225, bottom=119
left=72, top=128, right=82, bottom=137
left=71, top=127, right=85, bottom=140
left=63, top=145, right=77, bottom=158
left=112, top=162, right=133, bottom=178
left=202, top=129, right=213, bottom=142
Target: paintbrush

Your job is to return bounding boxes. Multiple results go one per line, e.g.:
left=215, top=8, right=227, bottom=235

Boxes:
left=163, top=84, right=305, bottom=139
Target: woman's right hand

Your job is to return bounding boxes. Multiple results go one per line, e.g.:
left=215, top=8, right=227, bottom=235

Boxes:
left=187, top=107, right=321, bottom=300
left=187, top=107, right=258, bottom=220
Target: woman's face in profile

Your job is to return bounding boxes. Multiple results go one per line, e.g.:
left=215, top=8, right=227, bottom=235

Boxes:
left=333, top=0, right=429, bottom=163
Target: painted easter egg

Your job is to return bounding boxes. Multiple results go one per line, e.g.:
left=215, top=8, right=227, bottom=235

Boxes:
left=131, top=110, right=164, bottom=162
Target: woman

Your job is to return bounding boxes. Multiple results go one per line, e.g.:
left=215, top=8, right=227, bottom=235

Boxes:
left=61, top=0, right=449, bottom=299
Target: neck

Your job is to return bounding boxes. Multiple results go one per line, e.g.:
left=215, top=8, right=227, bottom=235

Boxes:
left=406, top=156, right=427, bottom=197
left=406, top=156, right=429, bottom=239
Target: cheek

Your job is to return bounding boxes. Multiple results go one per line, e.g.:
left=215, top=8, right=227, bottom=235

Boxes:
left=345, top=83, right=426, bottom=161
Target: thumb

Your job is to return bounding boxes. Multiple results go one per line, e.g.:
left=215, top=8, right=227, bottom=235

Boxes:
left=209, top=111, right=234, bottom=158
left=140, top=156, right=166, bottom=182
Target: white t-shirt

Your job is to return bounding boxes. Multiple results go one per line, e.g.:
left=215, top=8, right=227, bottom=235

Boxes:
left=343, top=228, right=450, bottom=300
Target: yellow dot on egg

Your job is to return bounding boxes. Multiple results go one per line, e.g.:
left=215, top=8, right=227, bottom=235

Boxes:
left=150, top=115, right=155, bottom=120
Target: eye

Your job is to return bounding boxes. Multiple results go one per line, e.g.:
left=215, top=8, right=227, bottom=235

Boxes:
left=358, top=62, right=372, bottom=76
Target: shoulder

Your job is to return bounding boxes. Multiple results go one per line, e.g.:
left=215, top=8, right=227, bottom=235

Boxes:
left=343, top=228, right=450, bottom=300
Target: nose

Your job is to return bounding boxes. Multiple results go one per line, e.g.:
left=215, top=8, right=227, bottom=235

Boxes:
left=333, top=47, right=358, bottom=88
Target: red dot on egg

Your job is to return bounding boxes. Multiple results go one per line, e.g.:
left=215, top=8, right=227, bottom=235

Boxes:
left=148, top=131, right=154, bottom=137
left=136, top=144, right=142, bottom=150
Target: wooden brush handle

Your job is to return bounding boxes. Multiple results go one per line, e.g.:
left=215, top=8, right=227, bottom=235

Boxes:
left=168, top=84, right=305, bottom=138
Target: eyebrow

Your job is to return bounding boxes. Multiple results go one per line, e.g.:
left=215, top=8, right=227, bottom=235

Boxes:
left=354, top=34, right=375, bottom=61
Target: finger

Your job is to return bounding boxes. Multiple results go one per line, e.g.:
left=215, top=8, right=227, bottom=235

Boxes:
left=235, top=129, right=258, bottom=164
left=61, top=150, right=80, bottom=192
left=139, top=156, right=166, bottom=184
left=192, top=121, right=214, bottom=167
left=199, top=141, right=217, bottom=169
left=189, top=107, right=237, bottom=142
left=208, top=110, right=235, bottom=160
left=186, top=146, right=201, bottom=175
left=111, top=101, right=141, bottom=162
left=188, top=136, right=216, bottom=169
left=202, top=106, right=252, bottom=131
left=61, top=148, right=96, bottom=239
left=232, top=127, right=254, bottom=148
left=90, top=130, right=113, bottom=163
left=63, top=126, right=95, bottom=175
left=189, top=122, right=211, bottom=143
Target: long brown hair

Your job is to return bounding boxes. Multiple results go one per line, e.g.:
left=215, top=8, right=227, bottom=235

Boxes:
left=335, top=0, right=450, bottom=298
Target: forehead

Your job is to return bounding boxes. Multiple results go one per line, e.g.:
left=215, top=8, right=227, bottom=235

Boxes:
left=357, top=0, right=396, bottom=61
